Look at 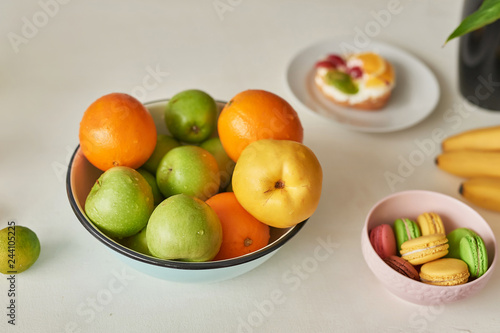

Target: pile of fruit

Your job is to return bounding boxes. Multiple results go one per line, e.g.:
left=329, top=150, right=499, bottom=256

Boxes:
left=436, top=125, right=500, bottom=212
left=79, top=89, right=323, bottom=262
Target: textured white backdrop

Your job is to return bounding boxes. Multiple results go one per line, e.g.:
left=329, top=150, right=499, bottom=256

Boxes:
left=1, top=0, right=500, bottom=332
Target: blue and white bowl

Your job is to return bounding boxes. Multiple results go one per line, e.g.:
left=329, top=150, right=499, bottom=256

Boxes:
left=66, top=98, right=307, bottom=283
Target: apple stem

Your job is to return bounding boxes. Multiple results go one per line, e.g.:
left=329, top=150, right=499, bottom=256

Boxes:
left=191, top=125, right=200, bottom=134
left=274, top=180, right=285, bottom=189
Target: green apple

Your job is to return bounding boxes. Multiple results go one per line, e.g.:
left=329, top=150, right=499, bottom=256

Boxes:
left=146, top=194, right=222, bottom=262
left=0, top=225, right=40, bottom=274
left=119, top=226, right=152, bottom=256
left=164, top=89, right=217, bottom=143
left=85, top=166, right=154, bottom=238
left=142, top=135, right=180, bottom=174
left=156, top=145, right=220, bottom=201
left=200, top=137, right=235, bottom=190
left=137, top=168, right=164, bottom=206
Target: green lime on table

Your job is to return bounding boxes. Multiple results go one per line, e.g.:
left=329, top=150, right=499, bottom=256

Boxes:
left=0, top=226, right=41, bottom=274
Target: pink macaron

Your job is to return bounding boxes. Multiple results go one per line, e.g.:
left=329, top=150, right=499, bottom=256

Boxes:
left=369, top=224, right=397, bottom=259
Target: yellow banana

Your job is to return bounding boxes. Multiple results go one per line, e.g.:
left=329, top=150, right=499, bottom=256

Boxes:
left=436, top=151, right=500, bottom=178
left=442, top=125, right=500, bottom=152
left=460, top=178, right=500, bottom=212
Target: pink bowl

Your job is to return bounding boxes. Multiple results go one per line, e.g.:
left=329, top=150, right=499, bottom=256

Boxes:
left=361, top=190, right=497, bottom=305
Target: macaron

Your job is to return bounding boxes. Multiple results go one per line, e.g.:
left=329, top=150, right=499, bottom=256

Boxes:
left=417, top=212, right=445, bottom=236
left=383, top=255, right=419, bottom=281
left=447, top=228, right=477, bottom=258
left=419, top=258, right=470, bottom=286
left=400, top=233, right=449, bottom=265
left=393, top=218, right=421, bottom=255
left=369, top=224, right=397, bottom=259
left=447, top=228, right=488, bottom=279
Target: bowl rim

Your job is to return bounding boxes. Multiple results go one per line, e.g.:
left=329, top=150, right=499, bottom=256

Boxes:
left=66, top=97, right=309, bottom=271
left=362, top=189, right=498, bottom=290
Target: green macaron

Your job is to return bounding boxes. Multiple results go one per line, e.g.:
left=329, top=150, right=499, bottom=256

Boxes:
left=447, top=228, right=474, bottom=258
left=447, top=228, right=488, bottom=279
left=393, top=218, right=421, bottom=255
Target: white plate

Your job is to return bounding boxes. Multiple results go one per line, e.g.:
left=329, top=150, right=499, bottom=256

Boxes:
left=286, top=38, right=440, bottom=133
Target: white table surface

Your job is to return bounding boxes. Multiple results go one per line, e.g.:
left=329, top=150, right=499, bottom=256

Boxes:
left=2, top=1, right=500, bottom=332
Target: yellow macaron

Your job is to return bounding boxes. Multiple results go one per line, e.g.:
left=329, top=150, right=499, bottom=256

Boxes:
left=419, top=258, right=470, bottom=286
left=400, top=233, right=449, bottom=265
left=417, top=212, right=446, bottom=236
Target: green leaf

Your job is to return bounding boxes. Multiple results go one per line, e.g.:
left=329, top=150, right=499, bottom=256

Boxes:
left=445, top=0, right=500, bottom=44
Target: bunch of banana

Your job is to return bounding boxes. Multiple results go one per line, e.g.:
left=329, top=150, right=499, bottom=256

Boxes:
left=436, top=125, right=500, bottom=212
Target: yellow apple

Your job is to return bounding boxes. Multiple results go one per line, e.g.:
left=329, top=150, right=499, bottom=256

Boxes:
left=232, top=139, right=322, bottom=228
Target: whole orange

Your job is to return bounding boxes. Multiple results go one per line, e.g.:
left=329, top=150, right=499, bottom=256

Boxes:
left=79, top=93, right=157, bottom=171
left=217, top=90, right=304, bottom=162
left=205, top=192, right=270, bottom=261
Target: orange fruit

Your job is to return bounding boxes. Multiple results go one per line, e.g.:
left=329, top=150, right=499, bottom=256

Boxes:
left=205, top=192, right=270, bottom=261
left=378, top=60, right=395, bottom=84
left=79, top=93, right=157, bottom=171
left=217, top=90, right=303, bottom=162
left=364, top=60, right=395, bottom=88
left=352, top=52, right=386, bottom=76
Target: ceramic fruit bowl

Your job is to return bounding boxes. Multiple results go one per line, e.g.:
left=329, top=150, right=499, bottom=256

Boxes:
left=361, top=190, right=497, bottom=305
left=66, top=99, right=307, bottom=283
